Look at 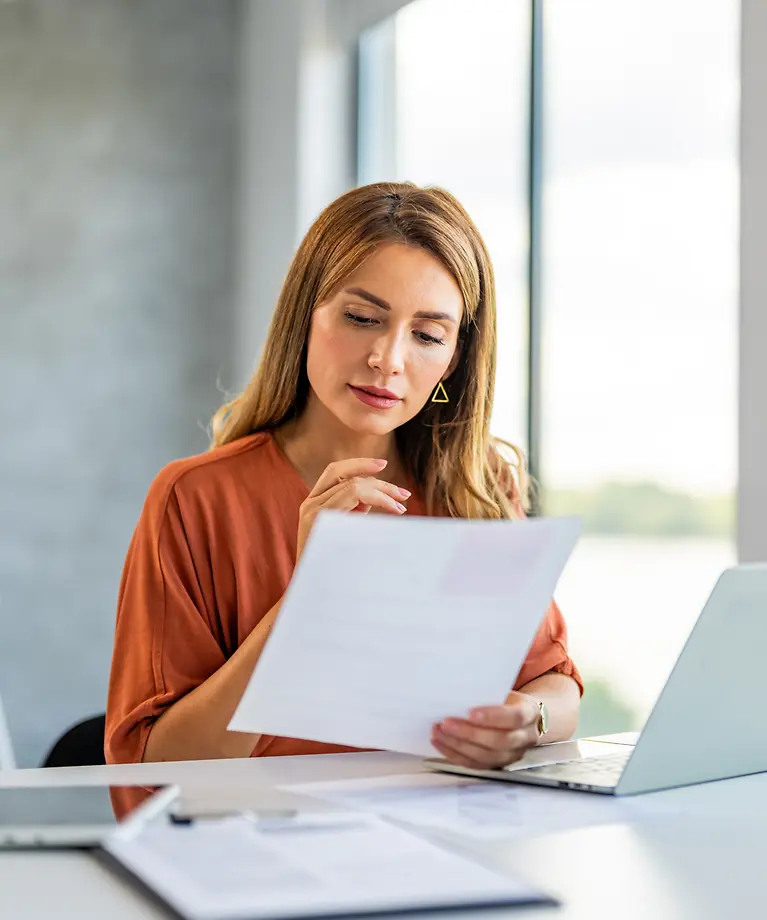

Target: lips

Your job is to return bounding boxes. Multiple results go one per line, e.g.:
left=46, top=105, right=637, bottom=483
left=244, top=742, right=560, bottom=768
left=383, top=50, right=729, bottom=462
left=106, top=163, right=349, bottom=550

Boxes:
left=354, top=386, right=400, bottom=399
left=348, top=385, right=402, bottom=409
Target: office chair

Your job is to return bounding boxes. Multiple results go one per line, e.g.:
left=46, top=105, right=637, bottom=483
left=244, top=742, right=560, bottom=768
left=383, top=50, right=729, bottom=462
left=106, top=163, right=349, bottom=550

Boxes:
left=42, top=714, right=107, bottom=768
left=0, top=693, right=16, bottom=770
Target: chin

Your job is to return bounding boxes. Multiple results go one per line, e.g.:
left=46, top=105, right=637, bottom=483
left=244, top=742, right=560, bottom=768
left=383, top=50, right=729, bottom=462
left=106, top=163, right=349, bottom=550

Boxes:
left=329, top=405, right=400, bottom=436
left=343, top=414, right=398, bottom=436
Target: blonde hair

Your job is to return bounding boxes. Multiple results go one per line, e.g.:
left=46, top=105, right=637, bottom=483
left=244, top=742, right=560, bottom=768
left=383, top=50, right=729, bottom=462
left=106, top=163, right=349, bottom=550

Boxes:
left=210, top=181, right=531, bottom=519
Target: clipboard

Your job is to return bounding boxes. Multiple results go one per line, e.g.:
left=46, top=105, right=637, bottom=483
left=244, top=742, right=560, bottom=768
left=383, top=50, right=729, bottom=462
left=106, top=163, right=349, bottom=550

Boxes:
left=99, top=803, right=557, bottom=919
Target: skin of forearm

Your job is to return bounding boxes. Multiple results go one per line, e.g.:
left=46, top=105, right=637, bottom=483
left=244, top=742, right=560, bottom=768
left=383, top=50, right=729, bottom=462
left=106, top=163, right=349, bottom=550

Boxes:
left=142, top=598, right=283, bottom=762
left=513, top=671, right=582, bottom=744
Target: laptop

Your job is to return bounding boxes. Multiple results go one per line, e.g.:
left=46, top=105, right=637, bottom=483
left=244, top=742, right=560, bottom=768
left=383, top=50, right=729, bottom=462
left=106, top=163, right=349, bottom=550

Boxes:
left=426, top=563, right=767, bottom=795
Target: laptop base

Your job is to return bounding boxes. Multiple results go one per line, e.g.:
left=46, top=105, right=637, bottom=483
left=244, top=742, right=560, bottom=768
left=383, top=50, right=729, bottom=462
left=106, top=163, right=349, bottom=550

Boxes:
left=424, top=738, right=635, bottom=795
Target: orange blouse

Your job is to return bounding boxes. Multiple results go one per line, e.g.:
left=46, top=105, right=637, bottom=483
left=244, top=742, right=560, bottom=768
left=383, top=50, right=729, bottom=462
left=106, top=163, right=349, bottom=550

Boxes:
left=106, top=432, right=582, bottom=809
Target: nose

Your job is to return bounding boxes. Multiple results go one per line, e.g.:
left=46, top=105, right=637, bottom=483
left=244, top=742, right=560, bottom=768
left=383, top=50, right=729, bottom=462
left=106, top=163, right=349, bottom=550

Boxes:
left=368, top=328, right=406, bottom=376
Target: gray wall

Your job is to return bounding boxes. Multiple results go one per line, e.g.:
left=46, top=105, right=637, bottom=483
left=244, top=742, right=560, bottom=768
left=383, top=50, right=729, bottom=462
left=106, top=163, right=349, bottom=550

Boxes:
left=0, top=0, right=239, bottom=766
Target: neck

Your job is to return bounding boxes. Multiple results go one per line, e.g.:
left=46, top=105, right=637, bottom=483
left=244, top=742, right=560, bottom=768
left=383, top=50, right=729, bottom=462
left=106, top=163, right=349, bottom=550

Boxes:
left=274, top=394, right=405, bottom=490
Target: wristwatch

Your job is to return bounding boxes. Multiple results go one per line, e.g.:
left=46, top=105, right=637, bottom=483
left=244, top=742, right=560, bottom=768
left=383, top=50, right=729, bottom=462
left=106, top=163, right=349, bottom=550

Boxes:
left=535, top=700, right=549, bottom=738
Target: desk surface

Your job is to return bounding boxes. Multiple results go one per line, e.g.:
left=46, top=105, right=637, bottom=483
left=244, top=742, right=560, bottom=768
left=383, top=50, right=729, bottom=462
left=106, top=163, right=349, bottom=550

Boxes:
left=2, top=749, right=767, bottom=920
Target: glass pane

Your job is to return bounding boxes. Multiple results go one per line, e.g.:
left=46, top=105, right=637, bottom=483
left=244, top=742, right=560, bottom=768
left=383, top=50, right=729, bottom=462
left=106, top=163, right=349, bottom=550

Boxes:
left=359, top=0, right=531, bottom=450
left=541, top=0, right=739, bottom=736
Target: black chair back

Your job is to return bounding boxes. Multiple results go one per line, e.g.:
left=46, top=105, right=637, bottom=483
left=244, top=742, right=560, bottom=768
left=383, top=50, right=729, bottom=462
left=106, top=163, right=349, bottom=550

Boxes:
left=42, top=714, right=106, bottom=768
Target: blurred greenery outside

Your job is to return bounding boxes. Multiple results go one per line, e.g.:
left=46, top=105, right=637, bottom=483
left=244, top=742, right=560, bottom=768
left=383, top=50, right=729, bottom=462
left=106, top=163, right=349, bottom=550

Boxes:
left=541, top=481, right=734, bottom=538
left=538, top=481, right=735, bottom=736
left=576, top=677, right=642, bottom=738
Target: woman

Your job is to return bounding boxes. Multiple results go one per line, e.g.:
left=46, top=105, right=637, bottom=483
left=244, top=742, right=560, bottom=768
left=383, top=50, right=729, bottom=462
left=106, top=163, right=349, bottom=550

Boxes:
left=105, top=182, right=583, bottom=790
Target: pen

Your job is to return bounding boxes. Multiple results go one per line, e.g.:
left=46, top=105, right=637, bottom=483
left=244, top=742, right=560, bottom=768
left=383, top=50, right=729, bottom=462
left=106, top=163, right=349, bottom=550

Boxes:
left=169, top=809, right=369, bottom=833
left=169, top=808, right=298, bottom=826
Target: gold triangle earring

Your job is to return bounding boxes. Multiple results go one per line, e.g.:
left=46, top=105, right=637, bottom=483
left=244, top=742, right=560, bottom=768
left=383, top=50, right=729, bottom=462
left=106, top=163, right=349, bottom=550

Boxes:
left=431, top=380, right=449, bottom=403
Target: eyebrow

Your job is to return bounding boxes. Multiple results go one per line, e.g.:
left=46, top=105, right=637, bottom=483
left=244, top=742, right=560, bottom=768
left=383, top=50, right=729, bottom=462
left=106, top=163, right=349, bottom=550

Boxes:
left=344, top=287, right=458, bottom=324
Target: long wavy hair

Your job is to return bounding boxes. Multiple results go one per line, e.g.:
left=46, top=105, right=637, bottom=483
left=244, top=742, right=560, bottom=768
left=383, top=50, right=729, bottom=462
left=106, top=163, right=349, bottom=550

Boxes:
left=210, top=181, right=531, bottom=519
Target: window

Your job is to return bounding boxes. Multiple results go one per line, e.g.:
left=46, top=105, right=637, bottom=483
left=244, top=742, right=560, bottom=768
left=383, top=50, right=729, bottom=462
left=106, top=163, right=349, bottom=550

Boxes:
left=541, top=0, right=739, bottom=734
left=358, top=0, right=739, bottom=738
left=358, top=0, right=531, bottom=451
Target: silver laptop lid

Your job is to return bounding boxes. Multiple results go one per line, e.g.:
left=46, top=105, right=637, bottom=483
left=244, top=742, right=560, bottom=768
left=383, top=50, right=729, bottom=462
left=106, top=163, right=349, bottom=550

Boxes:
left=617, top=564, right=767, bottom=795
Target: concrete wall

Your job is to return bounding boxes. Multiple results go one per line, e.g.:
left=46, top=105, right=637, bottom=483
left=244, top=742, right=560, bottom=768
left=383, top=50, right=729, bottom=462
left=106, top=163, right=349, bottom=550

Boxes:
left=0, top=0, right=239, bottom=766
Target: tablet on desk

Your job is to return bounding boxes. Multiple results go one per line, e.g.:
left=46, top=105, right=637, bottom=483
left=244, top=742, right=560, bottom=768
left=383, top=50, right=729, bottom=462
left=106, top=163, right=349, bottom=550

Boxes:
left=0, top=784, right=178, bottom=849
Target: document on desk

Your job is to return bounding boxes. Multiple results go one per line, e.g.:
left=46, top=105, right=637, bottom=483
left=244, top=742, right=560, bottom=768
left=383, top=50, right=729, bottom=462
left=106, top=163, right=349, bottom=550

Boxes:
left=229, top=511, right=581, bottom=755
left=103, top=811, right=555, bottom=919
left=282, top=772, right=680, bottom=841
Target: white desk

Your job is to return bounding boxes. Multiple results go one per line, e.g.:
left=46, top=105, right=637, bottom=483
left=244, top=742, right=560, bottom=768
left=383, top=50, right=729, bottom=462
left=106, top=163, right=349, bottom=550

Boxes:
left=2, top=750, right=767, bottom=920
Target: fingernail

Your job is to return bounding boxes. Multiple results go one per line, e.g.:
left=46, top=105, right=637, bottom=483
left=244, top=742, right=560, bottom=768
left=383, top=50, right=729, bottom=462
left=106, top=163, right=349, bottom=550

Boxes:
left=398, top=488, right=411, bottom=498
left=470, top=710, right=485, bottom=723
left=396, top=502, right=407, bottom=512
left=374, top=458, right=387, bottom=466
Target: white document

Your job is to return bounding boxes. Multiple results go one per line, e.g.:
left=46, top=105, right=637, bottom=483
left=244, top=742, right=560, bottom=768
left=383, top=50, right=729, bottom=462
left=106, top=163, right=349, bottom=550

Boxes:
left=103, top=811, right=553, bottom=920
left=282, top=772, right=680, bottom=841
left=229, top=512, right=581, bottom=756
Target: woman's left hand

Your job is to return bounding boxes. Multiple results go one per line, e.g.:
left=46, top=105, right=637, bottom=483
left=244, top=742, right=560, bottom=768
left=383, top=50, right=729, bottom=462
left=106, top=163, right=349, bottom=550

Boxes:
left=431, top=691, right=541, bottom=770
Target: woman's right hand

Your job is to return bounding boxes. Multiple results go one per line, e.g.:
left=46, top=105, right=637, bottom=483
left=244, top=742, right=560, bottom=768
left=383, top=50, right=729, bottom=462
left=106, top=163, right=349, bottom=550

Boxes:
left=296, top=458, right=411, bottom=560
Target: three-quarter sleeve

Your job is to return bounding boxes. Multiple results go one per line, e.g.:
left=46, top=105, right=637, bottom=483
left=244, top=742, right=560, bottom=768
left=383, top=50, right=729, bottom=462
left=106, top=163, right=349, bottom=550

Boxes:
left=498, top=455, right=584, bottom=696
left=105, top=475, right=226, bottom=768
left=513, top=598, right=584, bottom=695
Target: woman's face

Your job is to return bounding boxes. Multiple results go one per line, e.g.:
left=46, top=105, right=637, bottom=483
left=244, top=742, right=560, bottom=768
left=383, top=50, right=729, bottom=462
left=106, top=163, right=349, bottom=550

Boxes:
left=305, top=242, right=465, bottom=437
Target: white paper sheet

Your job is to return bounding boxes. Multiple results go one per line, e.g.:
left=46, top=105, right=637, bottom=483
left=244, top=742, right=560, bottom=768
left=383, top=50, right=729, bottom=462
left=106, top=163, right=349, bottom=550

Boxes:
left=104, top=811, right=552, bottom=920
left=229, top=512, right=581, bottom=756
left=281, top=772, right=680, bottom=840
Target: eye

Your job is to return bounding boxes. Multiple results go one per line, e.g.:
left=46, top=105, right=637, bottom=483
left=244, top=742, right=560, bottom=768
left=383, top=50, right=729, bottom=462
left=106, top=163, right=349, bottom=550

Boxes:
left=415, top=331, right=446, bottom=347
left=344, top=310, right=446, bottom=346
left=344, top=311, right=378, bottom=326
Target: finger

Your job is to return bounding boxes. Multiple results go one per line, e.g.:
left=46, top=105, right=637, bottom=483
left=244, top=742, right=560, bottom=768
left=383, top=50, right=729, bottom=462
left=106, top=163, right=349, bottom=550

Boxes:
left=432, top=724, right=520, bottom=768
left=431, top=731, right=511, bottom=770
left=438, top=718, right=529, bottom=753
left=355, top=477, right=412, bottom=503
left=467, top=701, right=538, bottom=732
left=434, top=730, right=532, bottom=770
left=431, top=736, right=486, bottom=770
left=309, top=458, right=388, bottom=498
left=435, top=720, right=538, bottom=761
left=311, top=472, right=411, bottom=507
left=313, top=478, right=408, bottom=515
left=319, top=479, right=406, bottom=514
left=432, top=734, right=529, bottom=771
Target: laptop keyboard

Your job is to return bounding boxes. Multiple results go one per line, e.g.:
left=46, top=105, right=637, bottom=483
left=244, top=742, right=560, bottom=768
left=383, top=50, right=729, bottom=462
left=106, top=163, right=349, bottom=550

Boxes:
left=512, top=750, right=632, bottom=784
